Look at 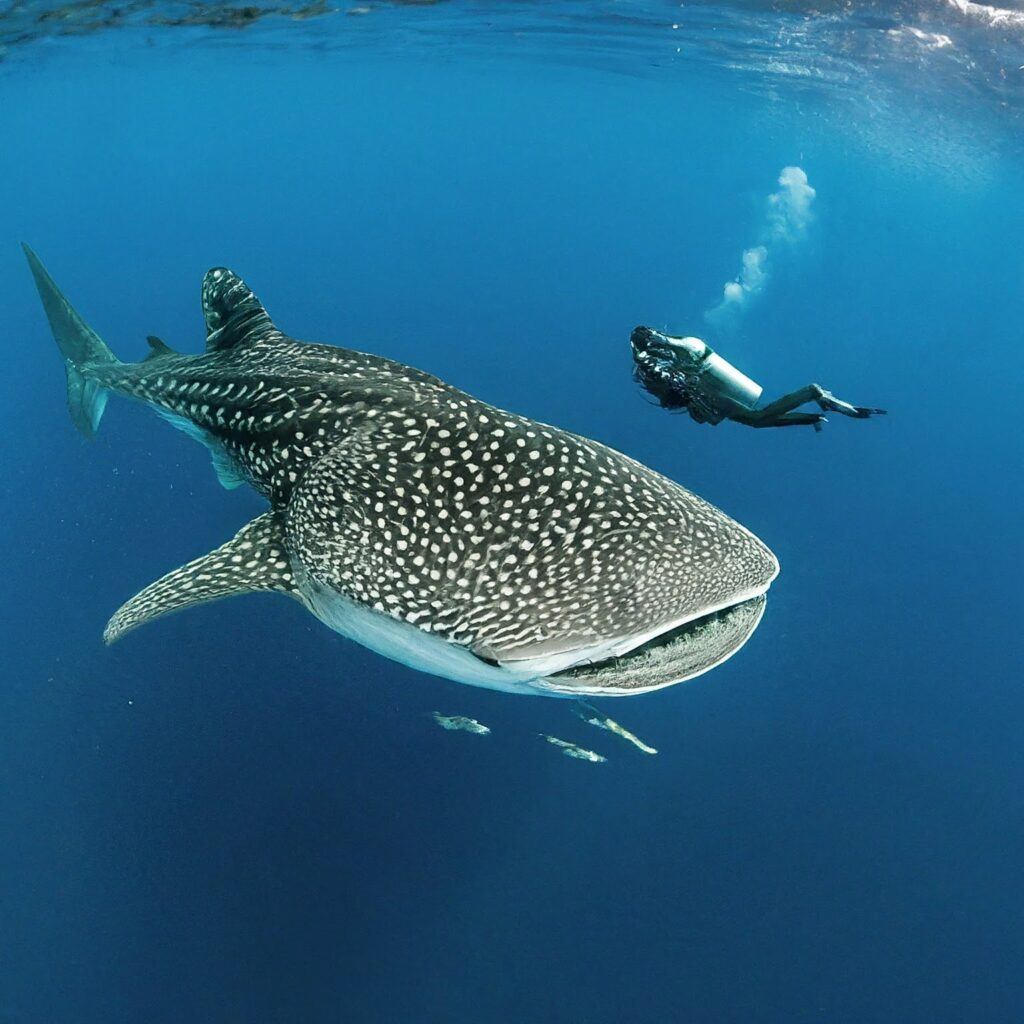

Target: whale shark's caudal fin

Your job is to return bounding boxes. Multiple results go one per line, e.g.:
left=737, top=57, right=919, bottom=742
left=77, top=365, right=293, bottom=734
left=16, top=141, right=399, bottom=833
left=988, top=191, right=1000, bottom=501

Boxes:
left=103, top=512, right=300, bottom=644
left=22, top=244, right=120, bottom=439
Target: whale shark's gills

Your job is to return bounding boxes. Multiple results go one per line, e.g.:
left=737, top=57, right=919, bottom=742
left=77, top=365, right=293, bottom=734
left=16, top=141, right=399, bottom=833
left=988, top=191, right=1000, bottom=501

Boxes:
left=24, top=245, right=779, bottom=695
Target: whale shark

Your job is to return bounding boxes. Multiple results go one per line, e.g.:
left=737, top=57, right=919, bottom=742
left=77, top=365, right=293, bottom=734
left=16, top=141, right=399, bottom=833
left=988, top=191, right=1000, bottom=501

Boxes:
left=24, top=245, right=779, bottom=697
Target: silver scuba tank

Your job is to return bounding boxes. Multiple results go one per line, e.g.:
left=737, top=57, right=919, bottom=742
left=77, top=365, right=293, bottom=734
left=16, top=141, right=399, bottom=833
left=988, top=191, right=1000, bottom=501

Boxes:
left=667, top=335, right=763, bottom=412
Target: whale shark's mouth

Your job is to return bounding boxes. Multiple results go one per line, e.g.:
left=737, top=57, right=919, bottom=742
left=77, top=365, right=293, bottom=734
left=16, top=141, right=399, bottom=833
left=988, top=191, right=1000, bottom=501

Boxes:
left=537, top=594, right=767, bottom=696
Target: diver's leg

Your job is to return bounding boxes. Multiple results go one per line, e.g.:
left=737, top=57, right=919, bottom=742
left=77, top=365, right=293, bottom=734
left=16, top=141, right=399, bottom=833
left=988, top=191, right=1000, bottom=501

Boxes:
left=732, top=408, right=826, bottom=429
left=739, top=384, right=885, bottom=426
left=747, top=385, right=826, bottom=421
left=731, top=385, right=826, bottom=428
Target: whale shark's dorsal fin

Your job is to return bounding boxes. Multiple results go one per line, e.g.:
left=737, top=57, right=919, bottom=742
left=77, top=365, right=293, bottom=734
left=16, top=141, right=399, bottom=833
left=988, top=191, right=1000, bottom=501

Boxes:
left=103, top=511, right=299, bottom=644
left=143, top=335, right=177, bottom=361
left=201, top=267, right=276, bottom=352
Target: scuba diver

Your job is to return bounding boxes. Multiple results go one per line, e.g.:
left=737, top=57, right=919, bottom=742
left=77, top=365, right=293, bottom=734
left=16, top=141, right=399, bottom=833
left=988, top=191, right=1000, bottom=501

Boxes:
left=630, top=326, right=885, bottom=430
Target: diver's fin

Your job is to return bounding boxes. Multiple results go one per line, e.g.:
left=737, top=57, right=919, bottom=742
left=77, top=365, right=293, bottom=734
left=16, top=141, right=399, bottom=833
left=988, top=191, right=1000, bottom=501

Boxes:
left=22, top=243, right=120, bottom=438
left=815, top=389, right=887, bottom=419
left=201, top=267, right=276, bottom=352
left=104, top=512, right=298, bottom=644
left=143, top=335, right=177, bottom=361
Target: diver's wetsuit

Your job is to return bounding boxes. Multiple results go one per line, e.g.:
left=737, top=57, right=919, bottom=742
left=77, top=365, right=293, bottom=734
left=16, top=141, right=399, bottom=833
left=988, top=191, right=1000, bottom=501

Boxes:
left=631, top=326, right=884, bottom=430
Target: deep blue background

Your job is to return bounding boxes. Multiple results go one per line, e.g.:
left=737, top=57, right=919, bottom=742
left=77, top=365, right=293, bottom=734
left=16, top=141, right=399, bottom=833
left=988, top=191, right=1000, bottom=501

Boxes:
left=2, top=35, right=1023, bottom=1024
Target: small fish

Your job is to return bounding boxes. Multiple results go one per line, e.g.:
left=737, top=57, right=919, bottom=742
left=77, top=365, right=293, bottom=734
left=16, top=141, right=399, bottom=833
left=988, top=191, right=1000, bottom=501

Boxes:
left=574, top=700, right=658, bottom=755
left=540, top=734, right=607, bottom=763
left=432, top=712, right=490, bottom=735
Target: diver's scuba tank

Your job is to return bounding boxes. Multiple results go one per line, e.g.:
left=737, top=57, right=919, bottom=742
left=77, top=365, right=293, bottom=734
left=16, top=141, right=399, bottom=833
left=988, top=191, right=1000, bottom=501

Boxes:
left=668, top=335, right=763, bottom=414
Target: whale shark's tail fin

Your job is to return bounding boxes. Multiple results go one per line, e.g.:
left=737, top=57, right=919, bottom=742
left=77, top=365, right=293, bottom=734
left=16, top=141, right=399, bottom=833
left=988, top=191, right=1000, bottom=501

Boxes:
left=22, top=243, right=120, bottom=438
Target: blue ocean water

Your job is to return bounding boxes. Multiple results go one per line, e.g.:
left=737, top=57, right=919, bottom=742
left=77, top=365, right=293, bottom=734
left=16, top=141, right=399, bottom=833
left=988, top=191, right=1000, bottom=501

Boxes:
left=2, top=3, right=1024, bottom=1021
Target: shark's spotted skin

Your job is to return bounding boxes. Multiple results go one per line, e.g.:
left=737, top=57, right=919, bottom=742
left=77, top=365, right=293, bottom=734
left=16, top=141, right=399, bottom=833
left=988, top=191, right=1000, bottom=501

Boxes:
left=284, top=400, right=775, bottom=668
left=26, top=247, right=780, bottom=696
left=103, top=512, right=298, bottom=644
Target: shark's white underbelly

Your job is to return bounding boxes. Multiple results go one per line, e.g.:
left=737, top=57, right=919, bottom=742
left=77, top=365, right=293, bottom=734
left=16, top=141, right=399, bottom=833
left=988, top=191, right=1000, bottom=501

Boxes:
left=297, top=571, right=774, bottom=698
left=300, top=578, right=566, bottom=695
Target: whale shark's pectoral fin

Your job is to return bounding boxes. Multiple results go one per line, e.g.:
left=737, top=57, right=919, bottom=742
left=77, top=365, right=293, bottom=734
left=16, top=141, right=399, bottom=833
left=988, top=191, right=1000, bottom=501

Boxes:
left=103, top=511, right=298, bottom=645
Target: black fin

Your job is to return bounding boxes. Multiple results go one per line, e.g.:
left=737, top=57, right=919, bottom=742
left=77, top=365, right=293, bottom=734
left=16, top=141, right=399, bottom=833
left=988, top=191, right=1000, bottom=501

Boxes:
left=143, top=335, right=177, bottom=361
left=201, top=267, right=276, bottom=352
left=22, top=243, right=119, bottom=438
left=103, top=511, right=298, bottom=644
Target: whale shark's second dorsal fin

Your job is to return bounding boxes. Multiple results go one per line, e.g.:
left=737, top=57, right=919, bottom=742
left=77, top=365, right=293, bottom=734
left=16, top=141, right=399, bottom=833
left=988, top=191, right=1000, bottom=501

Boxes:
left=143, top=335, right=177, bottom=361
left=201, top=267, right=276, bottom=352
left=103, top=511, right=300, bottom=644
